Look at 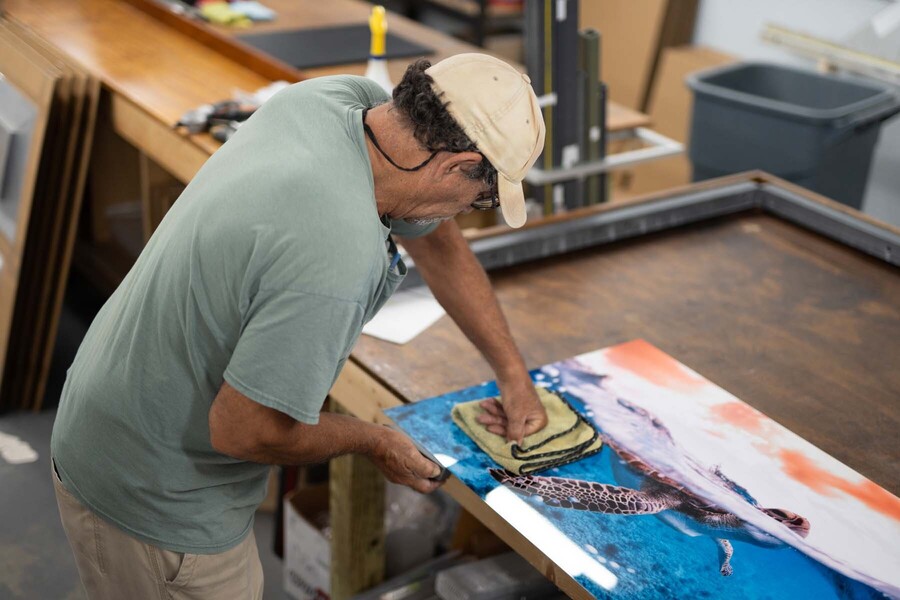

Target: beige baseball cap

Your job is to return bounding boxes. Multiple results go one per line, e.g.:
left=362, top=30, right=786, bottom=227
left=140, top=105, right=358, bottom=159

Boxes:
left=426, top=54, right=545, bottom=228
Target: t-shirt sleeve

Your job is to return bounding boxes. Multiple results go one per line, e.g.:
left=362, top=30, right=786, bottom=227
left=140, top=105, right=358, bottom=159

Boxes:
left=389, top=219, right=441, bottom=239
left=340, top=75, right=390, bottom=106
left=223, top=288, right=364, bottom=424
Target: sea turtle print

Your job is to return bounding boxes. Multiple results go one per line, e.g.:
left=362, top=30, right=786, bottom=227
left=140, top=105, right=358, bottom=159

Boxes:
left=490, top=396, right=810, bottom=577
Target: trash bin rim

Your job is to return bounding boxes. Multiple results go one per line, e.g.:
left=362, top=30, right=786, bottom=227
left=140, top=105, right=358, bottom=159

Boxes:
left=686, top=61, right=899, bottom=127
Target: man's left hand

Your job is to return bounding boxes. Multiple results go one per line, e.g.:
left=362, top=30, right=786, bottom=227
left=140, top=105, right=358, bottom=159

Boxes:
left=475, top=376, right=548, bottom=445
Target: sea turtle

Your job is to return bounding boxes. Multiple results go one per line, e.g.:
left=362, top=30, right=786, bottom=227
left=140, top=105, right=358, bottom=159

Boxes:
left=490, top=394, right=810, bottom=577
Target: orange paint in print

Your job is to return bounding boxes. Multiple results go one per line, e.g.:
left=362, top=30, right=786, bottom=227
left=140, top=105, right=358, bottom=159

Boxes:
left=780, top=450, right=900, bottom=522
left=710, top=402, right=767, bottom=435
left=703, top=428, right=727, bottom=439
left=605, top=340, right=706, bottom=391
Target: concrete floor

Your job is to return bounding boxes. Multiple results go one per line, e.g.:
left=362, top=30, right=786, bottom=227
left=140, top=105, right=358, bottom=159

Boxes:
left=0, top=269, right=292, bottom=600
left=0, top=408, right=291, bottom=600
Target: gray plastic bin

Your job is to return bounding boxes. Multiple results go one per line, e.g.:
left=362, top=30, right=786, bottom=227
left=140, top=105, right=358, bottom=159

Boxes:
left=687, top=62, right=900, bottom=209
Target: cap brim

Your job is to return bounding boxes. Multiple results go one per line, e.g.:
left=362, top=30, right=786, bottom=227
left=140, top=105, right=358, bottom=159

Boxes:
left=498, top=175, right=526, bottom=228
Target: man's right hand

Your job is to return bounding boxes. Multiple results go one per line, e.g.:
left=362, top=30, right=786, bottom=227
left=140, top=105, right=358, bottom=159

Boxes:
left=367, top=427, right=444, bottom=494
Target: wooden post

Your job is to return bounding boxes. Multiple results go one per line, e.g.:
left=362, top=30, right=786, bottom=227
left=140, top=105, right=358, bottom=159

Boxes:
left=328, top=400, right=385, bottom=599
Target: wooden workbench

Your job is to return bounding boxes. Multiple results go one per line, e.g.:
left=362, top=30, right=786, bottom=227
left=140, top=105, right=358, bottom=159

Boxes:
left=5, top=0, right=649, bottom=186
left=330, top=172, right=900, bottom=598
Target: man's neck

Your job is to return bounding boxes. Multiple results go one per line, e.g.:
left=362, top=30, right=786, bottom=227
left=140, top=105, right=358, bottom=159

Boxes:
left=364, top=104, right=423, bottom=218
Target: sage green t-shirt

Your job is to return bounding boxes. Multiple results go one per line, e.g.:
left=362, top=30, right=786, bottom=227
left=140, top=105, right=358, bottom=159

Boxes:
left=51, top=76, right=437, bottom=554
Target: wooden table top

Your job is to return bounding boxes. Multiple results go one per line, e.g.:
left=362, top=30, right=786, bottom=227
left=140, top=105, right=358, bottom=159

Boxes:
left=5, top=0, right=649, bottom=159
left=5, top=0, right=270, bottom=157
left=354, top=182, right=900, bottom=495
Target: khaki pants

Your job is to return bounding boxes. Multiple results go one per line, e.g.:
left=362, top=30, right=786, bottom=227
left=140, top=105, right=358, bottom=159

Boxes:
left=52, top=459, right=264, bottom=600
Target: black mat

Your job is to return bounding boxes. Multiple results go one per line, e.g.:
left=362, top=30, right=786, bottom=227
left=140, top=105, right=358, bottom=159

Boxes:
left=239, top=25, right=433, bottom=70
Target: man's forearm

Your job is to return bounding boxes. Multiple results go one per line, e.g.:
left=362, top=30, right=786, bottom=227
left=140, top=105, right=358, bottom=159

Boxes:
left=246, top=412, right=386, bottom=465
left=399, top=221, right=528, bottom=381
left=209, top=383, right=443, bottom=493
left=209, top=385, right=385, bottom=465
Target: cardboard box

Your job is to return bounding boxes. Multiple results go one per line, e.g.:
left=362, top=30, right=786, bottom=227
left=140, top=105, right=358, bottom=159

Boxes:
left=616, top=46, right=737, bottom=199
left=283, top=481, right=453, bottom=599
left=579, top=0, right=699, bottom=111
left=483, top=32, right=523, bottom=64
left=283, top=485, right=330, bottom=600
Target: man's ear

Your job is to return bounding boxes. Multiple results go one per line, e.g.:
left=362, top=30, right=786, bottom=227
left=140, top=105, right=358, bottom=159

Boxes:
left=442, top=151, right=485, bottom=174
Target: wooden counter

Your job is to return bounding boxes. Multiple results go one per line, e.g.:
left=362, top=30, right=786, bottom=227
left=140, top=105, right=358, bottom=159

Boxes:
left=353, top=182, right=900, bottom=492
left=6, top=0, right=649, bottom=184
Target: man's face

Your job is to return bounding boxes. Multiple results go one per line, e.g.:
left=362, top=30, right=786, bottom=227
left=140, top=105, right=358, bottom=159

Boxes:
left=400, top=166, right=490, bottom=225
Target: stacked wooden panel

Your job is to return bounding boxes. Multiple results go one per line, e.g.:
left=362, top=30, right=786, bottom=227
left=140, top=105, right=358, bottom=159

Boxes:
left=0, top=18, right=99, bottom=411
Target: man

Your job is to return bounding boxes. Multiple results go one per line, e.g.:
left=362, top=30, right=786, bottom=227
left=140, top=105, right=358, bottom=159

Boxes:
left=51, top=53, right=547, bottom=598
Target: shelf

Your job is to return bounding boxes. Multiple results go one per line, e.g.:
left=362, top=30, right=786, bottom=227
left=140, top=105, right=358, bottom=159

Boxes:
left=403, top=0, right=522, bottom=47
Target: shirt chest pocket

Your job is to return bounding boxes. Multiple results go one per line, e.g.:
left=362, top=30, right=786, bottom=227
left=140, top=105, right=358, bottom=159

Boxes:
left=364, top=237, right=407, bottom=323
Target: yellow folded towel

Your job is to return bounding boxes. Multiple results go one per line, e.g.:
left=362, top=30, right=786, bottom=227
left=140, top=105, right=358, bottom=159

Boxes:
left=451, top=386, right=602, bottom=475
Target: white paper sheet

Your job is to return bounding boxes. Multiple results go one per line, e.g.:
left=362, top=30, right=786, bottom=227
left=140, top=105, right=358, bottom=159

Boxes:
left=361, top=286, right=445, bottom=345
left=0, top=431, right=38, bottom=464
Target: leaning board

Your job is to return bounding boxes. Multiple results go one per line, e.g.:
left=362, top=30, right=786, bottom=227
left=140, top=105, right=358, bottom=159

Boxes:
left=1, top=18, right=100, bottom=411
left=387, top=340, right=899, bottom=599
left=0, top=28, right=59, bottom=391
left=0, top=18, right=99, bottom=410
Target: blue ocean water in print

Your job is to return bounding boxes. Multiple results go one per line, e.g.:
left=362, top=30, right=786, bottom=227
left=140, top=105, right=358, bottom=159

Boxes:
left=385, top=370, right=887, bottom=600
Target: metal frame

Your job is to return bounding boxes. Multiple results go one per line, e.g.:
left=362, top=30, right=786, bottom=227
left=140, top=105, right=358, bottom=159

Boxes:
left=759, top=182, right=897, bottom=264
left=524, top=127, right=684, bottom=185
left=400, top=173, right=899, bottom=288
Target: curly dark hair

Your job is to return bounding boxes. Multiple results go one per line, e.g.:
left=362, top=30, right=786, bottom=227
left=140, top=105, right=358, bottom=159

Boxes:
left=392, top=59, right=497, bottom=190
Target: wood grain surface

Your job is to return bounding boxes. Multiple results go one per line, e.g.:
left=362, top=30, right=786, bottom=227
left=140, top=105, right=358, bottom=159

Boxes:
left=355, top=212, right=900, bottom=494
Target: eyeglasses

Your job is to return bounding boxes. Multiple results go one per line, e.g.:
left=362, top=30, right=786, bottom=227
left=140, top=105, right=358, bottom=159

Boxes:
left=471, top=187, right=500, bottom=211
left=470, top=168, right=499, bottom=211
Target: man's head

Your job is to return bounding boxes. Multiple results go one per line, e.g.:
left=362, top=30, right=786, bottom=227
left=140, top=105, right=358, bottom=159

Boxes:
left=369, top=54, right=544, bottom=228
